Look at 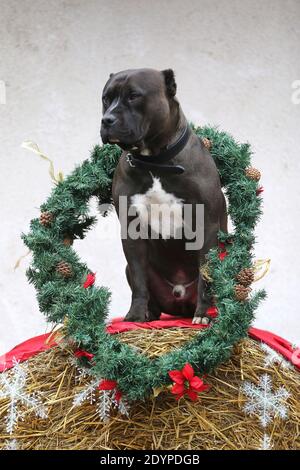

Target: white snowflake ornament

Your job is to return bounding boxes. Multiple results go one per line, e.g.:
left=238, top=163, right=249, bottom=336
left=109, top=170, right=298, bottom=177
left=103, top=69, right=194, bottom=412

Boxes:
left=0, top=359, right=48, bottom=434
left=115, top=395, right=130, bottom=418
left=72, top=376, right=100, bottom=407
left=68, top=357, right=94, bottom=384
left=2, top=439, right=19, bottom=451
left=241, top=374, right=290, bottom=428
left=97, top=390, right=114, bottom=422
left=259, top=433, right=272, bottom=450
left=72, top=376, right=130, bottom=422
left=71, top=358, right=130, bottom=422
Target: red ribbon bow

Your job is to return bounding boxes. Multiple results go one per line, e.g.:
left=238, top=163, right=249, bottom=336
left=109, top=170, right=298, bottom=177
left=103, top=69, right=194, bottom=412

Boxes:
left=206, top=306, right=218, bottom=319
left=218, top=242, right=228, bottom=261
left=98, top=379, right=123, bottom=402
left=83, top=272, right=96, bottom=288
left=74, top=349, right=94, bottom=361
left=168, top=363, right=209, bottom=401
left=256, top=186, right=264, bottom=196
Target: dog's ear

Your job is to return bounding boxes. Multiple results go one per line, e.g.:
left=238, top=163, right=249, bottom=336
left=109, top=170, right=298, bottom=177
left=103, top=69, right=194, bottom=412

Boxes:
left=109, top=72, right=114, bottom=79
left=161, top=69, right=177, bottom=97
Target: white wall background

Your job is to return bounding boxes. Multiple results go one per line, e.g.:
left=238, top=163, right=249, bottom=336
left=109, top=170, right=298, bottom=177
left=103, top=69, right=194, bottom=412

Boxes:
left=0, top=0, right=299, bottom=354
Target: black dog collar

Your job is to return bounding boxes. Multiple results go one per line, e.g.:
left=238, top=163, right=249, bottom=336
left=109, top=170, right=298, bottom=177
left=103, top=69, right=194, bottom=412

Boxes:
left=126, top=125, right=191, bottom=175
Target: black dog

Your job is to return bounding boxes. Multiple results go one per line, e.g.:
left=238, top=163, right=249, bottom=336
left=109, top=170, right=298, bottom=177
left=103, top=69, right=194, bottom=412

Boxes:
left=100, top=68, right=227, bottom=323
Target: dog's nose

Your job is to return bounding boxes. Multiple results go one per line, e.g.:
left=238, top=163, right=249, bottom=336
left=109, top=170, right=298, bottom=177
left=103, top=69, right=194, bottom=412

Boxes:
left=101, top=114, right=117, bottom=127
left=172, top=285, right=186, bottom=299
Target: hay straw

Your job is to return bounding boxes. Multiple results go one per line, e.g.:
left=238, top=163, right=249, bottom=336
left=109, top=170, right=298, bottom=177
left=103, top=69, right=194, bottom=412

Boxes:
left=0, top=329, right=299, bottom=450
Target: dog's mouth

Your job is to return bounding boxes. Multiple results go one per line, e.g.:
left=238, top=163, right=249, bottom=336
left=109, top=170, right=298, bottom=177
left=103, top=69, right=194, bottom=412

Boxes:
left=101, top=125, right=146, bottom=152
left=116, top=141, right=142, bottom=152
left=107, top=138, right=121, bottom=143
left=105, top=136, right=143, bottom=152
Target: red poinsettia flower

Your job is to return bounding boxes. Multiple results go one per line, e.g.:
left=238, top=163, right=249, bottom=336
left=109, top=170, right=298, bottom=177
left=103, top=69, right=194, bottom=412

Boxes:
left=74, top=349, right=94, bottom=361
left=83, top=272, right=96, bottom=288
left=168, top=363, right=209, bottom=401
left=98, top=379, right=123, bottom=402
left=206, top=306, right=218, bottom=319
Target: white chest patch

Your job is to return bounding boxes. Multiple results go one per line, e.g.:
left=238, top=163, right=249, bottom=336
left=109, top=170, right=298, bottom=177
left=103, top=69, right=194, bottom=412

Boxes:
left=130, top=176, right=184, bottom=238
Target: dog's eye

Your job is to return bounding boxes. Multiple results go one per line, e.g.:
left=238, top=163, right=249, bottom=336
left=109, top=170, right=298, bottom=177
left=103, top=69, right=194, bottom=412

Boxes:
left=102, top=96, right=109, bottom=107
left=128, top=92, right=141, bottom=101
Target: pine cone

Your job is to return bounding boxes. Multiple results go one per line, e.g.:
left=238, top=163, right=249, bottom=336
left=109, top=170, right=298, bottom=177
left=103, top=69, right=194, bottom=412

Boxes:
left=236, top=268, right=254, bottom=287
left=234, top=284, right=251, bottom=301
left=63, top=236, right=74, bottom=246
left=40, top=211, right=53, bottom=227
left=202, top=137, right=212, bottom=150
left=245, top=167, right=261, bottom=181
left=56, top=261, right=73, bottom=278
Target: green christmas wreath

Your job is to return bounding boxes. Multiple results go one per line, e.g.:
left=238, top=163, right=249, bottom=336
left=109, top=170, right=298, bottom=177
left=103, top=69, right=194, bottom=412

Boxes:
left=22, top=125, right=266, bottom=401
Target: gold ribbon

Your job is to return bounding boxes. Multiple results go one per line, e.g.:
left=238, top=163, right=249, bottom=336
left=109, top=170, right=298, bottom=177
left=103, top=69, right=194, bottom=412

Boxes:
left=200, top=258, right=271, bottom=284
left=15, top=143, right=63, bottom=269
left=13, top=249, right=31, bottom=270
left=45, top=322, right=66, bottom=345
left=199, top=262, right=213, bottom=282
left=253, top=258, right=271, bottom=282
left=21, top=141, right=64, bottom=184
left=152, top=384, right=172, bottom=397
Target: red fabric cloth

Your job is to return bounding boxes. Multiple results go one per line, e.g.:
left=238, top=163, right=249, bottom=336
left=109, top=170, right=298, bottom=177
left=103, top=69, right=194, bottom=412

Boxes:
left=0, top=316, right=299, bottom=372
left=106, top=314, right=207, bottom=334
left=0, top=333, right=57, bottom=372
left=248, top=327, right=300, bottom=369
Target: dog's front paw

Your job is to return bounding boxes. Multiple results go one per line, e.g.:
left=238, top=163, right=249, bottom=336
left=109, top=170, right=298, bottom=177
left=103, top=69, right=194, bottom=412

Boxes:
left=124, top=301, right=149, bottom=322
left=192, top=305, right=211, bottom=325
left=192, top=315, right=210, bottom=325
left=124, top=309, right=147, bottom=322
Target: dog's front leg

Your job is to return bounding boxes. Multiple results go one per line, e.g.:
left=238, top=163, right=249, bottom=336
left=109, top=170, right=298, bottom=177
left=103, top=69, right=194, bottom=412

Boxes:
left=192, top=223, right=219, bottom=325
left=192, top=272, right=211, bottom=324
left=122, top=237, right=151, bottom=322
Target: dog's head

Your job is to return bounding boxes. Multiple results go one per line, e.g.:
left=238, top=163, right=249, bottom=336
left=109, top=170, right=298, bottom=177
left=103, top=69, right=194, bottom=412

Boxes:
left=100, top=68, right=177, bottom=152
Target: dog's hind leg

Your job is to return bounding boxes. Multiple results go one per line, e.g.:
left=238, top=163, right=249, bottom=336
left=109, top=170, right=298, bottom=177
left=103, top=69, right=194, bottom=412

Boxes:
left=125, top=264, right=160, bottom=321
